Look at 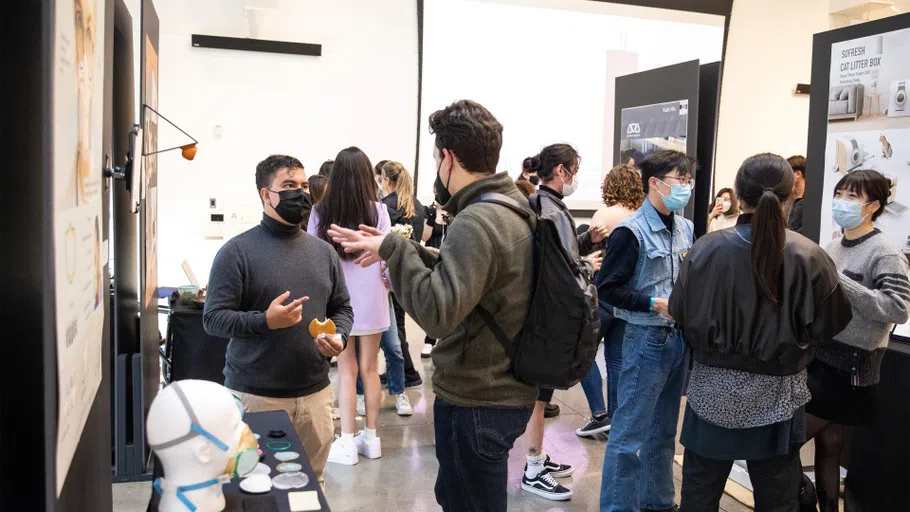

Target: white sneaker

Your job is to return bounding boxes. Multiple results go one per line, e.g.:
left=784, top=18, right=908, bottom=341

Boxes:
left=396, top=394, right=413, bottom=416
left=421, top=342, right=433, bottom=358
left=355, top=431, right=382, bottom=459
left=327, top=436, right=358, bottom=466
left=356, top=394, right=365, bottom=417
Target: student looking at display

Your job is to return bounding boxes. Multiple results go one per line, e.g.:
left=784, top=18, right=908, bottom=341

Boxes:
left=707, top=187, right=740, bottom=232
left=804, top=170, right=910, bottom=512
left=787, top=155, right=806, bottom=234
left=308, top=147, right=392, bottom=467
left=597, top=149, right=694, bottom=512
left=203, top=154, right=352, bottom=487
left=669, top=153, right=852, bottom=512
left=519, top=143, right=608, bottom=501
left=576, top=163, right=644, bottom=439
left=327, top=100, right=538, bottom=512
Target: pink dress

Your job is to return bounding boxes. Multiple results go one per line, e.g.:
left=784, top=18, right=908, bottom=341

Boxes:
left=307, top=203, right=391, bottom=335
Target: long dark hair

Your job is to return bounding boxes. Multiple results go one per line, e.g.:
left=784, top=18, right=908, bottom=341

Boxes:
left=734, top=153, right=793, bottom=304
left=316, top=147, right=379, bottom=259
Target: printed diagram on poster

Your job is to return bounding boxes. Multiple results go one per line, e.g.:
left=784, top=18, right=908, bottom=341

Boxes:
left=52, top=0, right=106, bottom=494
left=821, top=26, right=910, bottom=339
left=619, top=100, right=688, bottom=164
left=144, top=35, right=159, bottom=310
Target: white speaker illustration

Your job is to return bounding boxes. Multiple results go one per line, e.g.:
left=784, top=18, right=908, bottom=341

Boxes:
left=887, top=80, right=909, bottom=117
left=836, top=137, right=864, bottom=173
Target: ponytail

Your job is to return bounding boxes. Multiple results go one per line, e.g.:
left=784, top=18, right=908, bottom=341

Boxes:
left=381, top=161, right=416, bottom=219
left=734, top=153, right=794, bottom=304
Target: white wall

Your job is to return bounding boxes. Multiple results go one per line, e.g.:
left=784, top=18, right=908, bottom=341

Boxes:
left=713, top=0, right=830, bottom=192
left=125, top=0, right=417, bottom=287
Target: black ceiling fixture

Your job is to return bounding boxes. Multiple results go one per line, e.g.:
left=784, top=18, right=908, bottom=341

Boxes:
left=191, top=34, right=321, bottom=57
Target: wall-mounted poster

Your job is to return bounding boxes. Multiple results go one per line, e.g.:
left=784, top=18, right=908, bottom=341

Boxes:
left=619, top=99, right=689, bottom=164
left=143, top=35, right=158, bottom=310
left=52, top=0, right=106, bottom=495
left=820, top=26, right=910, bottom=339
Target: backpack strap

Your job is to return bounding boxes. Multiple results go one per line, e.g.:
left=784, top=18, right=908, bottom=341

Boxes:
left=472, top=192, right=532, bottom=220
left=475, top=305, right=515, bottom=359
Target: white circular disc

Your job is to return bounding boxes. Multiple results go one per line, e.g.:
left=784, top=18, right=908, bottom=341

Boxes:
left=274, top=451, right=300, bottom=462
left=239, top=474, right=272, bottom=494
left=249, top=462, right=271, bottom=477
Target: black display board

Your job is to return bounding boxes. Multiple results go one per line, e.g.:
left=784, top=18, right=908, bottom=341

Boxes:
left=614, top=60, right=702, bottom=222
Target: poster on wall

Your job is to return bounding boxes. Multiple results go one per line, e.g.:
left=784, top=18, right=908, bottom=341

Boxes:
left=820, top=26, right=910, bottom=339
left=143, top=35, right=158, bottom=310
left=619, top=99, right=689, bottom=164
left=52, top=0, right=106, bottom=494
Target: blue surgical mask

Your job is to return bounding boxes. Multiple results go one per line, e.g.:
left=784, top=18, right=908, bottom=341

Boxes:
left=832, top=199, right=872, bottom=229
left=657, top=179, right=691, bottom=211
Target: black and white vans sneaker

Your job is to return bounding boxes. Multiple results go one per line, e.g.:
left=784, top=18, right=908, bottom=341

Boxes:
left=575, top=415, right=612, bottom=437
left=521, top=470, right=573, bottom=501
left=542, top=455, right=574, bottom=478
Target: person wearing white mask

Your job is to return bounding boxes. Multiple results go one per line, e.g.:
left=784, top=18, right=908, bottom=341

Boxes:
left=519, top=144, right=609, bottom=501
left=707, top=187, right=740, bottom=232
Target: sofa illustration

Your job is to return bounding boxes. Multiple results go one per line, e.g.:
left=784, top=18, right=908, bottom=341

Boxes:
left=828, top=84, right=864, bottom=121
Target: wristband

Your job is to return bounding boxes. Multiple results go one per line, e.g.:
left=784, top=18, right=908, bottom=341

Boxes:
left=649, top=297, right=656, bottom=311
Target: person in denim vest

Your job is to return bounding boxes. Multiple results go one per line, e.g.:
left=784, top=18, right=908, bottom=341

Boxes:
left=596, top=150, right=695, bottom=512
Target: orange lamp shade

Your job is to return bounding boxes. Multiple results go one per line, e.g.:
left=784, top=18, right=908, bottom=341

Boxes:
left=181, top=144, right=198, bottom=161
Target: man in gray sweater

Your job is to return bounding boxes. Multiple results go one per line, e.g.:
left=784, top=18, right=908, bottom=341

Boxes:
left=203, top=154, right=353, bottom=486
left=329, top=100, right=538, bottom=512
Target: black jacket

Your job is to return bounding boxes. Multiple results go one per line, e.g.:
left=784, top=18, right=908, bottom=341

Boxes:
left=382, top=192, right=426, bottom=242
left=669, top=215, right=852, bottom=376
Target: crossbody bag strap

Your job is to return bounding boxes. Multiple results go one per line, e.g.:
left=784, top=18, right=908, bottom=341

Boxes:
left=475, top=305, right=515, bottom=359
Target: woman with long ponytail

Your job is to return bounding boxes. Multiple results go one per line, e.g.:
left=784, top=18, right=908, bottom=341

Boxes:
left=668, top=153, right=852, bottom=511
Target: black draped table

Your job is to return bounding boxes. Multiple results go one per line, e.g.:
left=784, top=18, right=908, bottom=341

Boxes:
left=163, top=301, right=228, bottom=384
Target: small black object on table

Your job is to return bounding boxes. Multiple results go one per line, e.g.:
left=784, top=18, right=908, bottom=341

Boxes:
left=148, top=410, right=330, bottom=512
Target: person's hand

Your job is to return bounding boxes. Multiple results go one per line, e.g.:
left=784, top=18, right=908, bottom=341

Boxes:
left=266, top=291, right=309, bottom=330
left=327, top=224, right=386, bottom=268
left=583, top=251, right=603, bottom=272
left=709, top=202, right=723, bottom=220
left=589, top=225, right=610, bottom=244
left=314, top=333, right=345, bottom=357
left=652, top=298, right=673, bottom=321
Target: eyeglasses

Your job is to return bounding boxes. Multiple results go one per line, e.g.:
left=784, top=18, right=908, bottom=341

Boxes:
left=658, top=175, right=694, bottom=187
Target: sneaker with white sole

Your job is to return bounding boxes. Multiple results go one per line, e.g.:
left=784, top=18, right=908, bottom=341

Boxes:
left=355, top=431, right=382, bottom=459
left=575, top=415, right=612, bottom=437
left=327, top=436, right=358, bottom=466
left=356, top=394, right=365, bottom=417
left=421, top=342, right=433, bottom=358
left=542, top=455, right=574, bottom=478
left=521, top=469, right=573, bottom=501
left=396, top=394, right=413, bottom=416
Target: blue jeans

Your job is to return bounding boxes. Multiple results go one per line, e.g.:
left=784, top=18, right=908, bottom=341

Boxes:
left=600, top=324, right=688, bottom=512
left=581, top=310, right=627, bottom=418
left=355, top=297, right=405, bottom=396
left=434, top=397, right=533, bottom=512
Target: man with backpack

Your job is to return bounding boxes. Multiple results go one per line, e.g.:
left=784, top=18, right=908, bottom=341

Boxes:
left=597, top=150, right=695, bottom=512
left=328, top=100, right=538, bottom=511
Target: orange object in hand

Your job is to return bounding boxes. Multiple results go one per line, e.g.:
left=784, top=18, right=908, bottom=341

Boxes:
left=308, top=318, right=337, bottom=338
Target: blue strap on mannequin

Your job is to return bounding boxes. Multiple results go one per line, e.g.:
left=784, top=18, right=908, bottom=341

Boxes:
left=176, top=478, right=221, bottom=512
left=153, top=478, right=164, bottom=496
left=190, top=423, right=229, bottom=452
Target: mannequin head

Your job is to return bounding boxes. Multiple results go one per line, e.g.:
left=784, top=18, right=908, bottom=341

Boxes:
left=147, top=380, right=258, bottom=512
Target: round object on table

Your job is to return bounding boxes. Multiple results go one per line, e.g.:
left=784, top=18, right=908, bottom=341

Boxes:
left=266, top=440, right=291, bottom=451
left=268, top=430, right=286, bottom=439
left=239, top=474, right=272, bottom=494
left=276, top=462, right=303, bottom=473
left=274, top=451, right=300, bottom=462
left=249, top=463, right=271, bottom=477
left=272, top=471, right=310, bottom=490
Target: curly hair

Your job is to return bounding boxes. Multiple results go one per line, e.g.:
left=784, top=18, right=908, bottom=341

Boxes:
left=601, top=163, right=644, bottom=210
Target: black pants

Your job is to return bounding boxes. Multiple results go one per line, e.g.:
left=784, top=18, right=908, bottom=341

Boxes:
left=392, top=295, right=419, bottom=378
left=680, top=448, right=801, bottom=512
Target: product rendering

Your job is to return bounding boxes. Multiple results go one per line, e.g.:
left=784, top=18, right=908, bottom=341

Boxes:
left=836, top=137, right=865, bottom=173
left=888, top=80, right=909, bottom=117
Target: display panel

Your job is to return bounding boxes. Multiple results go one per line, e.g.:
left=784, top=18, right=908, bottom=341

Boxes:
left=52, top=0, right=107, bottom=494
left=619, top=99, right=689, bottom=160
left=819, top=26, right=910, bottom=340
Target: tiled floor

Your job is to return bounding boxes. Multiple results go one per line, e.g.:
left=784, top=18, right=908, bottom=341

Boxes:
left=114, top=318, right=752, bottom=511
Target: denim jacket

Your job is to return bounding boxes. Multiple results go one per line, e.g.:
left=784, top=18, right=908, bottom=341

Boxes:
left=613, top=199, right=693, bottom=327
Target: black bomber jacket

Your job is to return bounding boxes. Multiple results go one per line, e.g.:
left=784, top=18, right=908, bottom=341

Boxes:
left=668, top=215, right=853, bottom=376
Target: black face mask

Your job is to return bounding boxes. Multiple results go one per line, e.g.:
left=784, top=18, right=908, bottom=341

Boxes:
left=434, top=158, right=453, bottom=206
left=529, top=175, right=540, bottom=186
left=268, top=188, right=311, bottom=225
